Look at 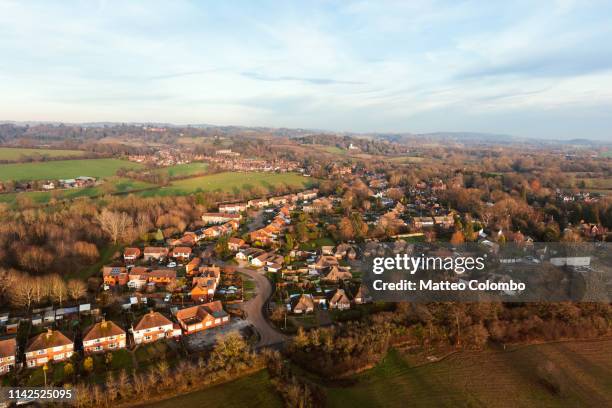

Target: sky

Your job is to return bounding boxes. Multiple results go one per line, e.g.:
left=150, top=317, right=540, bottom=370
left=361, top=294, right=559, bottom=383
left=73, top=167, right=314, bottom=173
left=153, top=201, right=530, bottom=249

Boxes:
left=0, top=0, right=611, bottom=140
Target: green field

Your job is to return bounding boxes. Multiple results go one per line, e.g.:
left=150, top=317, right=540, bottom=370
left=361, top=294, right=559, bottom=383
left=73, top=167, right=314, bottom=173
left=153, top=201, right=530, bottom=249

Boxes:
left=153, top=162, right=209, bottom=178
left=325, top=340, right=612, bottom=407
left=142, top=172, right=313, bottom=196
left=0, top=178, right=156, bottom=204
left=140, top=370, right=282, bottom=408
left=0, top=147, right=85, bottom=161
left=0, top=158, right=143, bottom=181
left=388, top=156, right=426, bottom=163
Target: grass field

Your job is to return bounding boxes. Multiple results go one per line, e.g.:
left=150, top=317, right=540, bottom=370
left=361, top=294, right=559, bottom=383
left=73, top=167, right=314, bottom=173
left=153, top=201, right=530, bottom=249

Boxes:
left=0, top=178, right=155, bottom=204
left=388, top=156, right=426, bottom=163
left=0, top=147, right=85, bottom=161
left=152, top=162, right=209, bottom=178
left=325, top=339, right=612, bottom=407
left=142, top=172, right=313, bottom=197
left=140, top=370, right=282, bottom=408
left=0, top=158, right=143, bottom=181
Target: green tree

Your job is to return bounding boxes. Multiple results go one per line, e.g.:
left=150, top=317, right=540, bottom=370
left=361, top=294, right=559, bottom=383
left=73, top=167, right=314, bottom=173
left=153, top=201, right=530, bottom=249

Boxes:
left=154, top=228, right=164, bottom=242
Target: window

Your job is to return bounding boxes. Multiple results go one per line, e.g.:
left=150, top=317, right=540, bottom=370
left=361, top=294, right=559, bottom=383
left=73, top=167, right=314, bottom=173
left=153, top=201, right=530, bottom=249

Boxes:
left=144, top=335, right=152, bottom=341
left=109, top=343, right=116, bottom=349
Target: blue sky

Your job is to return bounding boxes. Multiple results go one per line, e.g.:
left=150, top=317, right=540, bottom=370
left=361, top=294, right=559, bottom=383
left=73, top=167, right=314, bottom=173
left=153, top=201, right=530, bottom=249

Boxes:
left=1, top=0, right=611, bottom=139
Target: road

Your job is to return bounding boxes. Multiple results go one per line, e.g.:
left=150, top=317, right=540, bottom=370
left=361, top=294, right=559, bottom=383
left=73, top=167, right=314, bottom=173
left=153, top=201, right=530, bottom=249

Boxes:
left=236, top=266, right=287, bottom=348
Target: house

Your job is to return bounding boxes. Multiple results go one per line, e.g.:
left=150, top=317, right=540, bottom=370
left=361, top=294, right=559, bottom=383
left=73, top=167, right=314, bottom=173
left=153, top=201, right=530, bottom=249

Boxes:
left=312, top=255, right=340, bottom=270
left=0, top=338, right=16, bottom=375
left=198, top=265, right=222, bottom=283
left=143, top=247, right=169, bottom=261
left=25, top=329, right=74, bottom=368
left=303, top=197, right=333, bottom=213
left=269, top=196, right=288, bottom=206
left=248, top=198, right=269, bottom=208
left=412, top=217, right=435, bottom=229
left=83, top=320, right=126, bottom=354
left=228, top=237, right=246, bottom=252
left=353, top=284, right=372, bottom=304
left=132, top=311, right=176, bottom=345
left=433, top=215, right=455, bottom=228
left=323, top=266, right=353, bottom=282
left=250, top=229, right=274, bottom=245
left=171, top=246, right=192, bottom=260
left=185, top=257, right=201, bottom=275
left=190, top=277, right=217, bottom=302
left=218, top=202, right=248, bottom=213
left=201, top=213, right=241, bottom=224
left=176, top=301, right=230, bottom=334
left=298, top=189, right=318, bottom=201
left=146, top=269, right=177, bottom=285
left=103, top=266, right=128, bottom=286
left=123, top=247, right=141, bottom=262
left=291, top=294, right=314, bottom=314
left=329, top=289, right=351, bottom=310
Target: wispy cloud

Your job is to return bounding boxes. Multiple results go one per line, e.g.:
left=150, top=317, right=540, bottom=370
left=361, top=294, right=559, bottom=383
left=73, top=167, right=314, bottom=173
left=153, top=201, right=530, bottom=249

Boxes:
left=240, top=71, right=362, bottom=85
left=0, top=0, right=611, bottom=139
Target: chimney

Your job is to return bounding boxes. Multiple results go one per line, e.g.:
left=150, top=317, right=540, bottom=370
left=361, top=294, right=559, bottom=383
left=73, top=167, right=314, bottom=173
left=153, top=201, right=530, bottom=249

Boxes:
left=46, top=328, right=53, bottom=339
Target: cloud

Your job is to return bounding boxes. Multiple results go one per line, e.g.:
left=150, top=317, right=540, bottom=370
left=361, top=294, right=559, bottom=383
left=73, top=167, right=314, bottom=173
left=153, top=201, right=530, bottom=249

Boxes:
left=240, top=71, right=362, bottom=85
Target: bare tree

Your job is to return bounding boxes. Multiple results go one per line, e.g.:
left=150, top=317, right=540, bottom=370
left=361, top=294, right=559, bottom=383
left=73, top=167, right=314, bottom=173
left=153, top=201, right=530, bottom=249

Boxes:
left=49, top=274, right=68, bottom=306
left=67, top=279, right=87, bottom=300
left=96, top=209, right=133, bottom=245
left=9, top=272, right=36, bottom=310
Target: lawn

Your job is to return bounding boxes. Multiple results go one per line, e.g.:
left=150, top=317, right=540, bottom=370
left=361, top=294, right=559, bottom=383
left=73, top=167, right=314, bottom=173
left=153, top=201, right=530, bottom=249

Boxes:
left=139, top=370, right=282, bottom=408
left=152, top=162, right=209, bottom=178
left=0, top=158, right=143, bottom=181
left=0, top=147, right=85, bottom=161
left=325, top=339, right=612, bottom=407
left=142, top=172, right=313, bottom=196
left=0, top=178, right=156, bottom=205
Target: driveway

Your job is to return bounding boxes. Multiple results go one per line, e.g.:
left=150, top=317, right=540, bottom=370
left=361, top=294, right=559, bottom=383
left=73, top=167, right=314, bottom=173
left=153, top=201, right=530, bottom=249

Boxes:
left=236, top=267, right=287, bottom=348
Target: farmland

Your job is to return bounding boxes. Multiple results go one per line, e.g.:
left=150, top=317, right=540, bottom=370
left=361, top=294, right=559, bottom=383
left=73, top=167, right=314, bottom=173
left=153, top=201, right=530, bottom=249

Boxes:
left=0, top=147, right=85, bottom=161
left=325, top=339, right=612, bottom=407
left=0, top=158, right=143, bottom=181
left=0, top=178, right=156, bottom=204
left=152, top=162, right=209, bottom=178
left=140, top=370, right=282, bottom=408
left=142, top=172, right=313, bottom=197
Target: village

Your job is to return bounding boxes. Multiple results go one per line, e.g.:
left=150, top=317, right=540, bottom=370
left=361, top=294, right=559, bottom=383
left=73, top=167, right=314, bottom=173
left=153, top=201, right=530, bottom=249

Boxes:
left=1, top=161, right=608, bottom=389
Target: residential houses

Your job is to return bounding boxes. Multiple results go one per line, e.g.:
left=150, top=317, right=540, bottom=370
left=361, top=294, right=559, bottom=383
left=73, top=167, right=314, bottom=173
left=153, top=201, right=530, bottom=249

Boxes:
left=291, top=294, right=314, bottom=314
left=124, top=247, right=141, bottom=263
left=25, top=329, right=74, bottom=368
left=176, top=301, right=229, bottom=334
left=132, top=311, right=179, bottom=345
left=83, top=320, right=126, bottom=354
left=201, top=212, right=242, bottom=224
left=143, top=247, right=169, bottom=261
left=218, top=202, right=248, bottom=213
left=0, top=338, right=16, bottom=375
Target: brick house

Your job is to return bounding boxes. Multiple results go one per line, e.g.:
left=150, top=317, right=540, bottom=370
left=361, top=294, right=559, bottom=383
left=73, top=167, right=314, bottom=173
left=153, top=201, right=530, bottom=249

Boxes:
left=228, top=237, right=246, bottom=252
left=170, top=246, right=192, bottom=261
left=143, top=247, right=169, bottom=261
left=201, top=213, right=241, bottom=224
left=176, top=301, right=229, bottom=335
left=218, top=202, right=248, bottom=213
left=103, top=266, right=128, bottom=286
left=25, top=329, right=74, bottom=368
left=0, top=338, right=16, bottom=375
left=82, top=320, right=126, bottom=354
left=123, top=247, right=141, bottom=263
left=132, top=311, right=177, bottom=345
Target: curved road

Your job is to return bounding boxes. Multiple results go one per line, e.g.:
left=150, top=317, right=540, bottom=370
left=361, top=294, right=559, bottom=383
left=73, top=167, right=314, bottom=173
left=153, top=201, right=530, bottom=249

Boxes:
left=236, top=267, right=287, bottom=348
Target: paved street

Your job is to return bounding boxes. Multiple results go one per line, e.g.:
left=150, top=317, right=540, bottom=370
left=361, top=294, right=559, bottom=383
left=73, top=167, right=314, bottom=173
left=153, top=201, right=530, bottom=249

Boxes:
left=236, top=267, right=287, bottom=348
